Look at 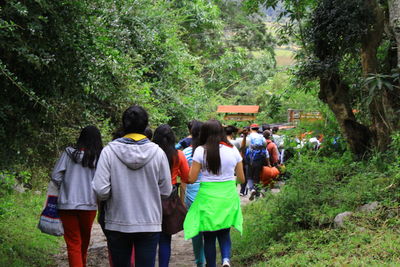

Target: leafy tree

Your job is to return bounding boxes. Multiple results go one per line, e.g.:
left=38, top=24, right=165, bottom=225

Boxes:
left=0, top=0, right=215, bottom=167
left=244, top=0, right=400, bottom=157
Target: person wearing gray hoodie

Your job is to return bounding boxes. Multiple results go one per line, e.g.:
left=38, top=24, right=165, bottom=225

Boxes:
left=92, top=105, right=172, bottom=267
left=52, top=125, right=103, bottom=267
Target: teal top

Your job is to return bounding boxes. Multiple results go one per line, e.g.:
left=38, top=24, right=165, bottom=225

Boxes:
left=183, top=146, right=201, bottom=203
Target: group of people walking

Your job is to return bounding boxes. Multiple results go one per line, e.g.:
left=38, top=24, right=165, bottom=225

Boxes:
left=51, top=105, right=245, bottom=267
left=225, top=123, right=284, bottom=200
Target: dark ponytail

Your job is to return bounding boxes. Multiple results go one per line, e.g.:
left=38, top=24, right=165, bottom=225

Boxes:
left=199, top=119, right=229, bottom=175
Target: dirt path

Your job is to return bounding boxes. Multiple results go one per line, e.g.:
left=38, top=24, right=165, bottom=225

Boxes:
left=53, top=185, right=274, bottom=266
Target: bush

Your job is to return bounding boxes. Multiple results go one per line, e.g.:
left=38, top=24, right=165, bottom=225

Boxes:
left=232, top=151, right=398, bottom=265
left=0, top=171, right=17, bottom=196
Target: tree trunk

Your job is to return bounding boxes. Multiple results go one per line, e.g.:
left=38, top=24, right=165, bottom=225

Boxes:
left=361, top=0, right=396, bottom=152
left=388, top=1, right=400, bottom=131
left=361, top=0, right=384, bottom=74
left=319, top=73, right=371, bottom=158
left=389, top=0, right=400, bottom=67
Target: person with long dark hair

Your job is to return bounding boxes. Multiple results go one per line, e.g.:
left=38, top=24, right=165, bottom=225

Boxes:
left=184, top=119, right=245, bottom=267
left=182, top=120, right=206, bottom=267
left=51, top=126, right=103, bottom=267
left=153, top=124, right=190, bottom=267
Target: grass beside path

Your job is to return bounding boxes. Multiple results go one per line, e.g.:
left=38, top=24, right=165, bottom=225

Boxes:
left=231, top=152, right=400, bottom=266
left=247, top=209, right=400, bottom=266
left=0, top=191, right=61, bottom=267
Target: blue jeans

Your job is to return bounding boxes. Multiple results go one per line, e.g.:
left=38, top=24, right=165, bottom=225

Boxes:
left=246, top=161, right=264, bottom=191
left=185, top=196, right=205, bottom=267
left=158, top=232, right=171, bottom=267
left=106, top=230, right=160, bottom=267
left=203, top=228, right=231, bottom=267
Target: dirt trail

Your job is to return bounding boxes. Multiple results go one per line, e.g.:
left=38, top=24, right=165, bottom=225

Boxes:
left=53, top=186, right=264, bottom=267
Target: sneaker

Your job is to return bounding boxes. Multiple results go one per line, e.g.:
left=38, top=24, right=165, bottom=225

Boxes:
left=249, top=189, right=257, bottom=201
left=239, top=192, right=244, bottom=197
left=222, top=259, right=231, bottom=267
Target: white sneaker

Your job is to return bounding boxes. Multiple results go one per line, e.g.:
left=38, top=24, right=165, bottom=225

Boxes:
left=222, top=259, right=231, bottom=267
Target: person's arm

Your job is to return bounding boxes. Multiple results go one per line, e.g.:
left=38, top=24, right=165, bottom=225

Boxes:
left=188, top=161, right=201, bottom=184
left=240, top=131, right=248, bottom=156
left=158, top=151, right=173, bottom=198
left=177, top=151, right=190, bottom=183
left=177, top=151, right=190, bottom=202
left=92, top=149, right=112, bottom=201
left=265, top=149, right=271, bottom=167
left=180, top=182, right=186, bottom=203
left=235, top=161, right=245, bottom=184
left=51, top=151, right=68, bottom=187
left=273, top=145, right=280, bottom=165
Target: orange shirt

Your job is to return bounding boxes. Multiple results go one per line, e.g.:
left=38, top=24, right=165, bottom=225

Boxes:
left=171, top=150, right=189, bottom=185
left=266, top=140, right=279, bottom=165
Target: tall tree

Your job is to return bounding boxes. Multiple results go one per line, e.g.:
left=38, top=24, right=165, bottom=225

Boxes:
left=389, top=0, right=400, bottom=67
left=245, top=0, right=400, bottom=157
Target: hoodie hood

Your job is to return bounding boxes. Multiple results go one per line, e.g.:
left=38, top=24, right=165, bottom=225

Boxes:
left=65, top=147, right=83, bottom=163
left=108, top=140, right=160, bottom=170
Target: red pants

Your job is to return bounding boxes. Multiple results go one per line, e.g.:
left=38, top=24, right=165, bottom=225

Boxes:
left=59, top=210, right=97, bottom=267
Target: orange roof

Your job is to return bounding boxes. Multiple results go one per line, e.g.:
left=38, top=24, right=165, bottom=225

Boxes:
left=217, top=105, right=259, bottom=114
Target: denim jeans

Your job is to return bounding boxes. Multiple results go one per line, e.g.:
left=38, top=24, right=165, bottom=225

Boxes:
left=240, top=163, right=248, bottom=195
left=158, top=232, right=172, bottom=267
left=185, top=196, right=205, bottom=267
left=203, top=228, right=231, bottom=267
left=106, top=230, right=160, bottom=267
left=246, top=161, right=264, bottom=191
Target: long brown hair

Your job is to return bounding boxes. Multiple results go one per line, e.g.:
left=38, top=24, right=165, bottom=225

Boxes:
left=199, top=119, right=229, bottom=175
left=153, top=124, right=178, bottom=170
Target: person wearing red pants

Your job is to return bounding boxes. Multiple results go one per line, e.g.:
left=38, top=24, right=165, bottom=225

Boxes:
left=52, top=126, right=103, bottom=267
left=59, top=210, right=97, bottom=266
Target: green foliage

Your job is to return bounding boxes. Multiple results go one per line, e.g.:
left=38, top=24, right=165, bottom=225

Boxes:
left=232, top=150, right=400, bottom=265
left=364, top=71, right=400, bottom=105
left=245, top=0, right=400, bottom=157
left=176, top=0, right=223, bottom=56
left=249, top=213, right=400, bottom=266
left=0, top=0, right=218, bottom=167
left=0, top=170, right=33, bottom=197
left=0, top=192, right=60, bottom=267
left=0, top=0, right=281, bottom=167
left=206, top=49, right=275, bottom=98
left=0, top=171, right=17, bottom=197
left=252, top=71, right=322, bottom=124
left=219, top=0, right=275, bottom=52
left=296, top=0, right=373, bottom=80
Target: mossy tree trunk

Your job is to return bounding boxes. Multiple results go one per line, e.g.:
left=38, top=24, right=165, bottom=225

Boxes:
left=361, top=0, right=393, bottom=152
left=318, top=73, right=372, bottom=158
left=389, top=0, right=400, bottom=67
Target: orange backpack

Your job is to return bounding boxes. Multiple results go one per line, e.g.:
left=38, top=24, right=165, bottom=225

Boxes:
left=260, top=166, right=280, bottom=186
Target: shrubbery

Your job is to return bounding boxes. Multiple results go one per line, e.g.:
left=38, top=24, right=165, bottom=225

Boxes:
left=232, top=134, right=400, bottom=265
